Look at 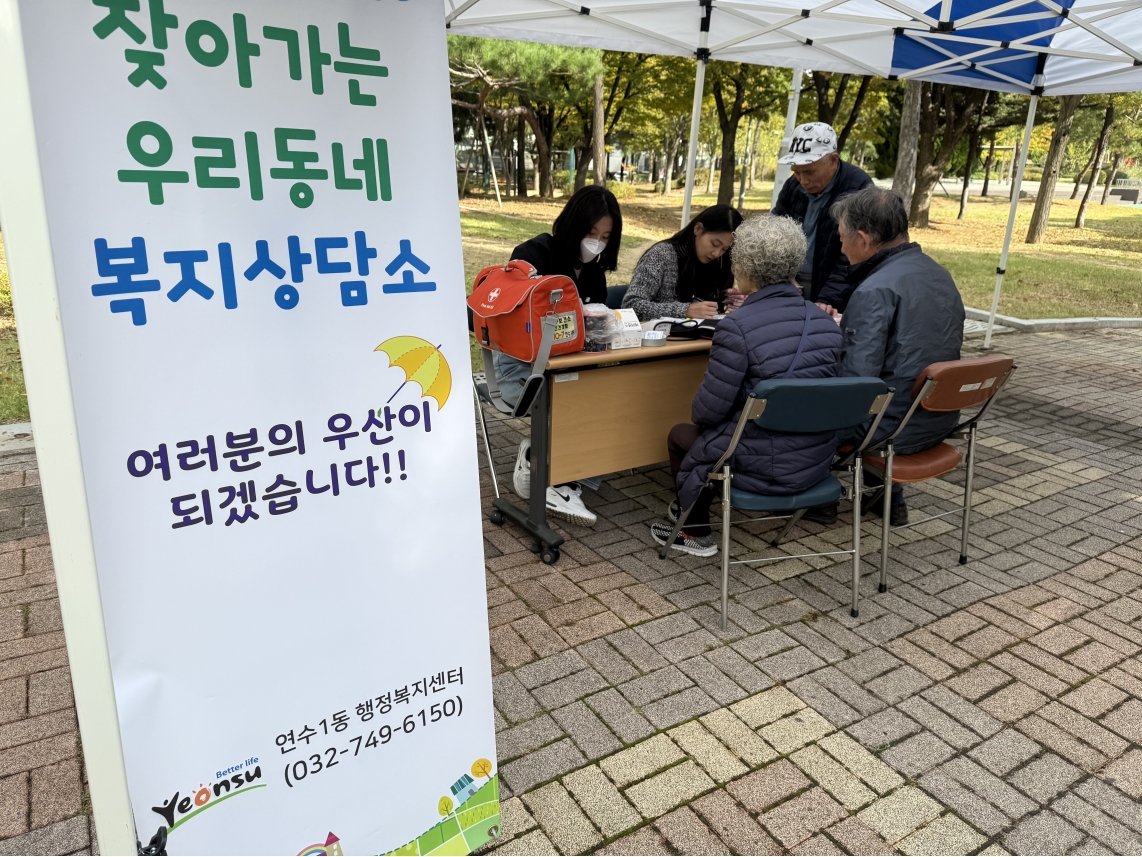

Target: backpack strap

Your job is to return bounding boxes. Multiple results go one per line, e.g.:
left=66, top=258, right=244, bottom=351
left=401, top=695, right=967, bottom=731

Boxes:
left=781, top=302, right=814, bottom=379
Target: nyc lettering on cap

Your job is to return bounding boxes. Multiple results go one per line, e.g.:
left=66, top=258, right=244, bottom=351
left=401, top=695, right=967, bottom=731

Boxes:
left=778, top=122, right=839, bottom=166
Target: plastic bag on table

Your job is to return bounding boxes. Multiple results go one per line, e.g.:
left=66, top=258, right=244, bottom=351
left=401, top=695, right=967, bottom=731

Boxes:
left=582, top=303, right=620, bottom=352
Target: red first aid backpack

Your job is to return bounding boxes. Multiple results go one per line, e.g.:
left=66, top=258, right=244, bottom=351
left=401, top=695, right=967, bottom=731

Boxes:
left=467, top=260, right=584, bottom=363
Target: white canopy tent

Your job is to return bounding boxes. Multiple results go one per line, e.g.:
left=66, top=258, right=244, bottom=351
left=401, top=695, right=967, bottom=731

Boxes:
left=446, top=0, right=1142, bottom=343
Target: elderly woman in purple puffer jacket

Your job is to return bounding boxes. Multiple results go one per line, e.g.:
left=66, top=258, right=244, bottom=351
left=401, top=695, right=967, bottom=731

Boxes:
left=650, top=215, right=843, bottom=557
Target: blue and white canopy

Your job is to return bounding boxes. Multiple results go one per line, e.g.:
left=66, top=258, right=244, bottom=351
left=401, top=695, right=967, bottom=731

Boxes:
left=446, top=0, right=1142, bottom=96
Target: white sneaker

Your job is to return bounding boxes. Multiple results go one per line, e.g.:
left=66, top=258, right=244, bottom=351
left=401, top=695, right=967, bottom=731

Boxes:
left=513, top=439, right=531, bottom=499
left=546, top=483, right=597, bottom=527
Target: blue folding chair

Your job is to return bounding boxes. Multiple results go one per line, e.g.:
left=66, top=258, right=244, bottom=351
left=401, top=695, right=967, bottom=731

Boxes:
left=658, top=377, right=894, bottom=629
left=605, top=284, right=629, bottom=310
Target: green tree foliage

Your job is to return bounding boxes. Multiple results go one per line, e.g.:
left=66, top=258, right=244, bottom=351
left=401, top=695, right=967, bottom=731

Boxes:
left=613, top=55, right=697, bottom=193
left=448, top=36, right=600, bottom=197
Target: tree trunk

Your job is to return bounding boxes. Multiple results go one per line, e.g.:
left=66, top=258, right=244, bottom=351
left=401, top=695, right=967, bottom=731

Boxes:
left=958, top=126, right=980, bottom=220
left=836, top=75, right=872, bottom=152
left=1070, top=147, right=1097, bottom=199
left=813, top=71, right=851, bottom=125
left=1026, top=94, right=1082, bottom=243
left=737, top=117, right=754, bottom=209
left=718, top=128, right=739, bottom=206
left=748, top=121, right=758, bottom=188
left=892, top=80, right=922, bottom=210
left=664, top=136, right=678, bottom=195
left=593, top=73, right=607, bottom=185
left=981, top=135, right=995, bottom=197
left=574, top=144, right=591, bottom=191
left=712, top=71, right=747, bottom=206
left=1100, top=152, right=1122, bottom=204
left=516, top=115, right=528, bottom=198
left=705, top=143, right=715, bottom=194
left=1077, top=104, right=1114, bottom=228
left=910, top=86, right=988, bottom=227
left=1008, top=140, right=1021, bottom=202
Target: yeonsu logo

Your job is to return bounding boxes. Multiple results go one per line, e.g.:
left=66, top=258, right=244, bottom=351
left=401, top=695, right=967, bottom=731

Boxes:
left=152, top=759, right=265, bottom=834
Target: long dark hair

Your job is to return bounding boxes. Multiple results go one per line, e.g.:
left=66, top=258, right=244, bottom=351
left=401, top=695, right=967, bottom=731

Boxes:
left=662, top=204, right=743, bottom=303
left=552, top=185, right=623, bottom=272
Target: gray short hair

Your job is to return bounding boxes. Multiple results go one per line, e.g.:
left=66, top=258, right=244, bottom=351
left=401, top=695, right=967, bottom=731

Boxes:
left=731, top=215, right=806, bottom=288
left=830, top=186, right=909, bottom=245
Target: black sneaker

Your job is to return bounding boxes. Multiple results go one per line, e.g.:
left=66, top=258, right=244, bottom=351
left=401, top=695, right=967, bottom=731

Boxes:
left=802, top=503, right=839, bottom=526
left=867, top=488, right=909, bottom=527
left=650, top=522, right=717, bottom=557
left=890, top=502, right=909, bottom=527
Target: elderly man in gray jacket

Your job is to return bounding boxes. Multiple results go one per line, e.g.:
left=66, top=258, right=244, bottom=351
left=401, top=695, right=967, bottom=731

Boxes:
left=806, top=186, right=965, bottom=527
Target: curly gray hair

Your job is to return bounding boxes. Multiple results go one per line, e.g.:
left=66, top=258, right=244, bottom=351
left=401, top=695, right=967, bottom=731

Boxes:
left=731, top=215, right=806, bottom=289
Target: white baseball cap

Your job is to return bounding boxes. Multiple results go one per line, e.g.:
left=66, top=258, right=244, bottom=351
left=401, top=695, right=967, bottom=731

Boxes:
left=778, top=122, right=839, bottom=165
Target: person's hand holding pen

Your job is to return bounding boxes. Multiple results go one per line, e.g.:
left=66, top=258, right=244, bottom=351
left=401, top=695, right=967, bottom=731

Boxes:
left=687, top=301, right=719, bottom=319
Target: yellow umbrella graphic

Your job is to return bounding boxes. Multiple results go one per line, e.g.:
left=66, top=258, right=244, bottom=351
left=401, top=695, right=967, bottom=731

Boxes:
left=375, top=336, right=452, bottom=410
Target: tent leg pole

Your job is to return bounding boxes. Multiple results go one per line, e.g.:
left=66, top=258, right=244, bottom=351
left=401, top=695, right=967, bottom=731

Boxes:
left=772, top=66, right=802, bottom=209
left=681, top=55, right=707, bottom=228
left=985, top=94, right=1037, bottom=349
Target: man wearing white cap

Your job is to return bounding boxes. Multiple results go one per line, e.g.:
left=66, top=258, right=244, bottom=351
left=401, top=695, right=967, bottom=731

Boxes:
left=773, top=122, right=873, bottom=313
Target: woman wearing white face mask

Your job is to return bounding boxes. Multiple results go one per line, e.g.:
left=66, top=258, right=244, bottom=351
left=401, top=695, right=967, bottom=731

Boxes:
left=492, top=185, right=624, bottom=527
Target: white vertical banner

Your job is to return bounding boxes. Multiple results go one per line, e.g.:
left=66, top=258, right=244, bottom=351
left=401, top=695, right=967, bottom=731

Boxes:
left=4, top=1, right=499, bottom=854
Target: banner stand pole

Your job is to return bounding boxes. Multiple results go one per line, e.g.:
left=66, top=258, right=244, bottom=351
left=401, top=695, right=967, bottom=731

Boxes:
left=0, top=3, right=137, bottom=853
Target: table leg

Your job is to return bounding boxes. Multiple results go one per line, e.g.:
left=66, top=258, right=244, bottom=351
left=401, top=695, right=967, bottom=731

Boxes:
left=491, top=375, right=564, bottom=556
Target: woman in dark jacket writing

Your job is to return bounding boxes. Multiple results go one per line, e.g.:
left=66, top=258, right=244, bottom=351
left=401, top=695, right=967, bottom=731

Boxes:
left=651, top=215, right=843, bottom=557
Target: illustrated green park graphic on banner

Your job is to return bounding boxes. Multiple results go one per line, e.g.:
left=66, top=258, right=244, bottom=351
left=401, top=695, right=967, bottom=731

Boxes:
left=13, top=1, right=498, bottom=853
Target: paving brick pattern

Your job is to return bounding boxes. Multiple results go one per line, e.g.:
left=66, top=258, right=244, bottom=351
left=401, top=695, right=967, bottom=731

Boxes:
left=0, top=451, right=94, bottom=855
left=479, top=330, right=1142, bottom=856
left=4, top=328, right=1142, bottom=855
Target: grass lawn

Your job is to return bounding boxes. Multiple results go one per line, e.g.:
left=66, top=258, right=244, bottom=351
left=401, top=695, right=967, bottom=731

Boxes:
left=0, top=234, right=30, bottom=425
left=459, top=185, right=1142, bottom=319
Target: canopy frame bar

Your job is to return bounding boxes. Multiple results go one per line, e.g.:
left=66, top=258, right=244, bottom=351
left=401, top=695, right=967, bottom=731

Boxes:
left=896, top=33, right=1034, bottom=89
left=681, top=0, right=711, bottom=228
left=1039, top=0, right=1142, bottom=61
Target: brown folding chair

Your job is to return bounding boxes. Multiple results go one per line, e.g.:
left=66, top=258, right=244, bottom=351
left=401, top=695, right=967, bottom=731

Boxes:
left=863, top=354, right=1016, bottom=595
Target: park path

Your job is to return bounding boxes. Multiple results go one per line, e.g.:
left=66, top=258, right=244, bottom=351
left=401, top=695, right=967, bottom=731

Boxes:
left=1, top=328, right=1142, bottom=855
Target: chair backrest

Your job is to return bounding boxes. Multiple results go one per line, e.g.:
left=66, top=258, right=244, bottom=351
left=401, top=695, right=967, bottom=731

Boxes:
left=605, top=284, right=629, bottom=310
left=913, top=355, right=1015, bottom=412
left=749, top=377, right=890, bottom=433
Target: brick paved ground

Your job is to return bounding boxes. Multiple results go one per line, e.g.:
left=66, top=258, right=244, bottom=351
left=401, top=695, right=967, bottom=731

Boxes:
left=478, top=329, right=1142, bottom=857
left=2, top=328, right=1142, bottom=855
left=0, top=450, right=95, bottom=855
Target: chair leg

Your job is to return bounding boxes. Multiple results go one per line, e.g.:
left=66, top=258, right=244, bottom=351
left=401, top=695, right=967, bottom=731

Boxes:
left=658, top=503, right=694, bottom=559
left=473, top=382, right=501, bottom=500
left=772, top=508, right=807, bottom=547
left=721, top=466, right=732, bottom=633
left=879, top=443, right=893, bottom=594
left=960, top=423, right=978, bottom=565
left=851, top=455, right=863, bottom=618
